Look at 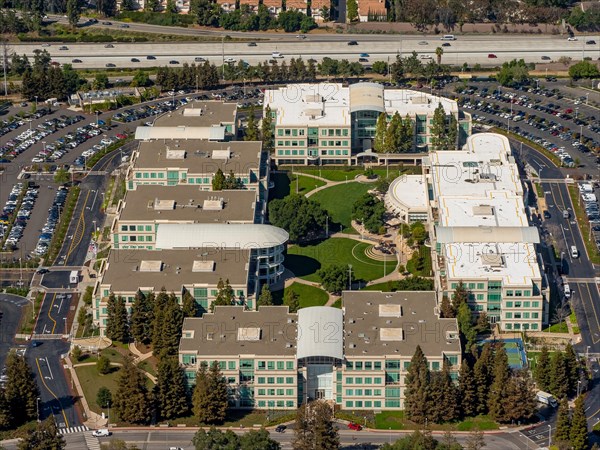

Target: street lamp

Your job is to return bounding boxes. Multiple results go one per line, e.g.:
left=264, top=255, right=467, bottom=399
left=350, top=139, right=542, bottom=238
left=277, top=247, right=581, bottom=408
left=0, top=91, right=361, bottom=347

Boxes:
left=348, top=264, right=352, bottom=290
left=548, top=424, right=552, bottom=446
left=95, top=111, right=100, bottom=127
left=575, top=107, right=579, bottom=120
left=34, top=95, right=38, bottom=110
left=37, top=397, right=41, bottom=422
left=64, top=317, right=67, bottom=335
left=577, top=380, right=582, bottom=397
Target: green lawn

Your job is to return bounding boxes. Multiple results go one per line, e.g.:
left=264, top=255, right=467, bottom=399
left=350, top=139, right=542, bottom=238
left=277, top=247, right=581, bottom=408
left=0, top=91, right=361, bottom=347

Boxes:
left=75, top=365, right=122, bottom=416
left=291, top=174, right=327, bottom=195
left=310, top=182, right=373, bottom=233
left=295, top=165, right=421, bottom=182
left=286, top=238, right=395, bottom=283
left=374, top=411, right=498, bottom=431
left=331, top=298, right=342, bottom=308
left=273, top=282, right=329, bottom=309
left=543, top=322, right=569, bottom=333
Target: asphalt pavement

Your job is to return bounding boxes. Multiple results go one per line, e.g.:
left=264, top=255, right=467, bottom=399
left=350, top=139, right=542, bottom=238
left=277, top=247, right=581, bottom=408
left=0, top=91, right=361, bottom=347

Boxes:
left=0, top=294, right=28, bottom=369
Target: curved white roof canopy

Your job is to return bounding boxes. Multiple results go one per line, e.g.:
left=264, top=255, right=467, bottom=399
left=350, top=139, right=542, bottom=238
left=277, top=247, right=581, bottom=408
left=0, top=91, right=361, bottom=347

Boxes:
left=155, top=223, right=289, bottom=250
left=297, top=307, right=344, bottom=360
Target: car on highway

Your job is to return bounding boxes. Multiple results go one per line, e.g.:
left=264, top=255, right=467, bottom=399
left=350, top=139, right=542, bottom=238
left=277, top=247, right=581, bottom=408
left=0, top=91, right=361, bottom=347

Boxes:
left=59, top=46, right=68, bottom=50
left=168, top=447, right=183, bottom=450
left=348, top=423, right=363, bottom=431
left=92, top=429, right=111, bottom=437
left=71, top=59, right=82, bottom=63
left=146, top=55, right=156, bottom=60
left=101, top=21, right=112, bottom=25
left=131, top=58, right=139, bottom=62
left=104, top=43, right=114, bottom=48
left=541, top=56, right=551, bottom=60
left=272, top=52, right=283, bottom=58
left=195, top=57, right=206, bottom=62
left=169, top=60, right=179, bottom=64
left=442, top=42, right=451, bottom=47
left=275, top=425, right=287, bottom=433
left=224, top=57, right=236, bottom=63
left=359, top=53, right=369, bottom=57
left=359, top=57, right=368, bottom=62
left=248, top=42, right=257, bottom=46
left=36, top=268, right=49, bottom=274
left=120, top=24, right=129, bottom=28
left=418, top=41, right=428, bottom=45
left=488, top=53, right=497, bottom=58
left=348, top=40, right=358, bottom=45
left=567, top=36, right=578, bottom=41
left=586, top=40, right=596, bottom=45
left=41, top=43, right=51, bottom=47
left=105, top=63, right=116, bottom=67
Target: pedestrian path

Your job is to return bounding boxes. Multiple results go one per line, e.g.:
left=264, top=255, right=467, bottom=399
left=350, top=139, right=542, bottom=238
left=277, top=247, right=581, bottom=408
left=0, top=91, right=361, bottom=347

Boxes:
left=58, top=425, right=89, bottom=435
left=83, top=431, right=101, bottom=450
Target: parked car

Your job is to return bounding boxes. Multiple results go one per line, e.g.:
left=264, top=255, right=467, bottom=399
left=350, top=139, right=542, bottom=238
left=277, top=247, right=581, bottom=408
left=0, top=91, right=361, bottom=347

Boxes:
left=348, top=423, right=363, bottom=431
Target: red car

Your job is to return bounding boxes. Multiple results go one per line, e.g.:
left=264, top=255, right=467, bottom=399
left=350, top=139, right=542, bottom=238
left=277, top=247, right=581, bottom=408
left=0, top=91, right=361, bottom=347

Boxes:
left=348, top=422, right=363, bottom=431
left=488, top=54, right=497, bottom=58
left=115, top=133, right=127, bottom=140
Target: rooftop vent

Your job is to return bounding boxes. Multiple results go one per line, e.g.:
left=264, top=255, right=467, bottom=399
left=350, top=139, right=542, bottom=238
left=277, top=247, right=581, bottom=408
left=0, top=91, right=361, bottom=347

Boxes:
left=212, top=149, right=231, bottom=160
left=380, top=328, right=403, bottom=341
left=192, top=260, right=215, bottom=272
left=153, top=198, right=176, bottom=211
left=139, top=260, right=162, bottom=272
left=379, top=304, right=402, bottom=318
left=203, top=198, right=224, bottom=211
left=237, top=327, right=261, bottom=341
left=166, top=149, right=186, bottom=160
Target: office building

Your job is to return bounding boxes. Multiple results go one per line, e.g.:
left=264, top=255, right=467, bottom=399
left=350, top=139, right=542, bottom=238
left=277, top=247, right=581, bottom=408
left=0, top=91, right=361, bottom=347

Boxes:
left=264, top=82, right=471, bottom=165
left=178, top=290, right=460, bottom=410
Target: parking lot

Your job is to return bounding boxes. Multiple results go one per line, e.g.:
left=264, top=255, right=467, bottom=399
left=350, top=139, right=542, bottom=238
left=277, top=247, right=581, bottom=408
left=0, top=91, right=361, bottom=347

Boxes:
left=450, top=81, right=600, bottom=178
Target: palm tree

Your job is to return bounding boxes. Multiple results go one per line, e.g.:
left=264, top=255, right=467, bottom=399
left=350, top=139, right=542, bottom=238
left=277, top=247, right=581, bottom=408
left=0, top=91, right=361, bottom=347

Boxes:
left=435, top=47, right=444, bottom=65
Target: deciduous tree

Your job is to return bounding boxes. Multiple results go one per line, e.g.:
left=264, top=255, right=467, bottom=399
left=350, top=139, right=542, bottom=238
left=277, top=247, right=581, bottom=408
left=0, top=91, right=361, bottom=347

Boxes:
left=284, top=289, right=300, bottom=313
left=317, top=264, right=350, bottom=294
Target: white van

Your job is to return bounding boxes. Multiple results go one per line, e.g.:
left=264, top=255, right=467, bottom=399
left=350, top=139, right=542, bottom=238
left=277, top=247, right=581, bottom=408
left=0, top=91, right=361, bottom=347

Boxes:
left=441, top=35, right=456, bottom=41
left=571, top=246, right=579, bottom=258
left=564, top=284, right=571, bottom=299
left=271, top=52, right=283, bottom=59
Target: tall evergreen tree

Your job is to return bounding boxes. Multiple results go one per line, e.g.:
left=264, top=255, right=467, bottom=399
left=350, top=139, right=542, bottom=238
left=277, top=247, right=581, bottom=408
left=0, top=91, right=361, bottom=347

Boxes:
left=505, top=369, right=536, bottom=423
left=114, top=357, right=151, bottom=424
left=430, top=103, right=448, bottom=150
left=111, top=295, right=130, bottom=343
left=284, top=289, right=300, bottom=313
left=293, top=401, right=339, bottom=450
left=570, top=395, right=588, bottom=450
left=404, top=345, right=431, bottom=424
left=131, top=291, right=154, bottom=345
left=182, top=290, right=198, bottom=318
left=459, top=358, right=478, bottom=417
left=159, top=294, right=184, bottom=358
left=66, top=0, right=81, bottom=28
left=444, top=114, right=458, bottom=149
left=193, top=361, right=228, bottom=424
left=550, top=352, right=569, bottom=399
left=555, top=396, right=571, bottom=444
left=261, top=104, right=274, bottom=151
left=534, top=346, right=551, bottom=392
left=105, top=293, right=118, bottom=340
left=488, top=347, right=511, bottom=422
left=4, top=351, right=39, bottom=426
left=257, top=284, right=273, bottom=307
left=564, top=343, right=580, bottom=396
left=440, top=295, right=454, bottom=318
left=155, top=356, right=189, bottom=421
left=0, top=387, right=11, bottom=430
left=383, top=112, right=401, bottom=153
left=457, top=302, right=476, bottom=350
left=398, top=114, right=414, bottom=152
left=17, top=418, right=65, bottom=450
left=373, top=112, right=387, bottom=153
left=452, top=281, right=469, bottom=311
left=473, top=344, right=494, bottom=415
left=245, top=105, right=259, bottom=141
left=212, top=168, right=226, bottom=190
left=429, top=360, right=459, bottom=423
left=211, top=278, right=235, bottom=310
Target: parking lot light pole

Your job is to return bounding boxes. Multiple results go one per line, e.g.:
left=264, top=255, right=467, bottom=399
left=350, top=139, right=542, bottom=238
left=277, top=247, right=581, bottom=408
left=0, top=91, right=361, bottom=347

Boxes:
left=36, top=397, right=40, bottom=422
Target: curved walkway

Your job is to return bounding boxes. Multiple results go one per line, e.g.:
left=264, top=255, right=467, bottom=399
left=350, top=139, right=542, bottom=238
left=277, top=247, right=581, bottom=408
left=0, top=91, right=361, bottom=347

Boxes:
left=294, top=172, right=378, bottom=198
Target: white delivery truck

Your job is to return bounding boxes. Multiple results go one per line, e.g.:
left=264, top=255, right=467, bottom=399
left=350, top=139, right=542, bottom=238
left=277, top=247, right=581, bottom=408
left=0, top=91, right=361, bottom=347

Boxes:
left=536, top=391, right=558, bottom=407
left=69, top=270, right=79, bottom=284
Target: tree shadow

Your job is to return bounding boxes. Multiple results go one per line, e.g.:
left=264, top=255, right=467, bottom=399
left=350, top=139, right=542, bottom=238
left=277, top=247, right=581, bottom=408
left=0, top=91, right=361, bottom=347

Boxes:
left=284, top=254, right=321, bottom=278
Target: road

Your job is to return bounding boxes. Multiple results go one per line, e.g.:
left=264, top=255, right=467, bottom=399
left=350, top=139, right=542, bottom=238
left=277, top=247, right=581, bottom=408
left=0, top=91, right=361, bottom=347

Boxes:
left=10, top=35, right=600, bottom=68
left=0, top=294, right=28, bottom=368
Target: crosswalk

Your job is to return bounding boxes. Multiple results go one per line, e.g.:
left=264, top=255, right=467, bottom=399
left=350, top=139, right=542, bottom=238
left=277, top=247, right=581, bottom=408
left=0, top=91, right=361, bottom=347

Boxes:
left=58, top=425, right=89, bottom=435
left=83, top=431, right=101, bottom=450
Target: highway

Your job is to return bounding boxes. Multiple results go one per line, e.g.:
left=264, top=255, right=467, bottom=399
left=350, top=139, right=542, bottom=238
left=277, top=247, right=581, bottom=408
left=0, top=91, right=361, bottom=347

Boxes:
left=11, top=35, right=600, bottom=68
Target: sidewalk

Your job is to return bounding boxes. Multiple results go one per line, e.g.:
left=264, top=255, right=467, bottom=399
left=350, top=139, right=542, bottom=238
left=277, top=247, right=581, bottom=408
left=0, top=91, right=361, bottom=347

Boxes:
left=65, top=355, right=107, bottom=429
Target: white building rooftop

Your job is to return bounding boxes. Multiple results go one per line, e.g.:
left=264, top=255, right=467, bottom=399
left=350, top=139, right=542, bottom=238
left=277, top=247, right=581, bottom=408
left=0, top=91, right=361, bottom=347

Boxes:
left=264, top=83, right=350, bottom=127
left=264, top=82, right=461, bottom=128
left=430, top=133, right=522, bottom=199
left=386, top=175, right=429, bottom=212
left=438, top=192, right=527, bottom=228
left=445, top=242, right=541, bottom=286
